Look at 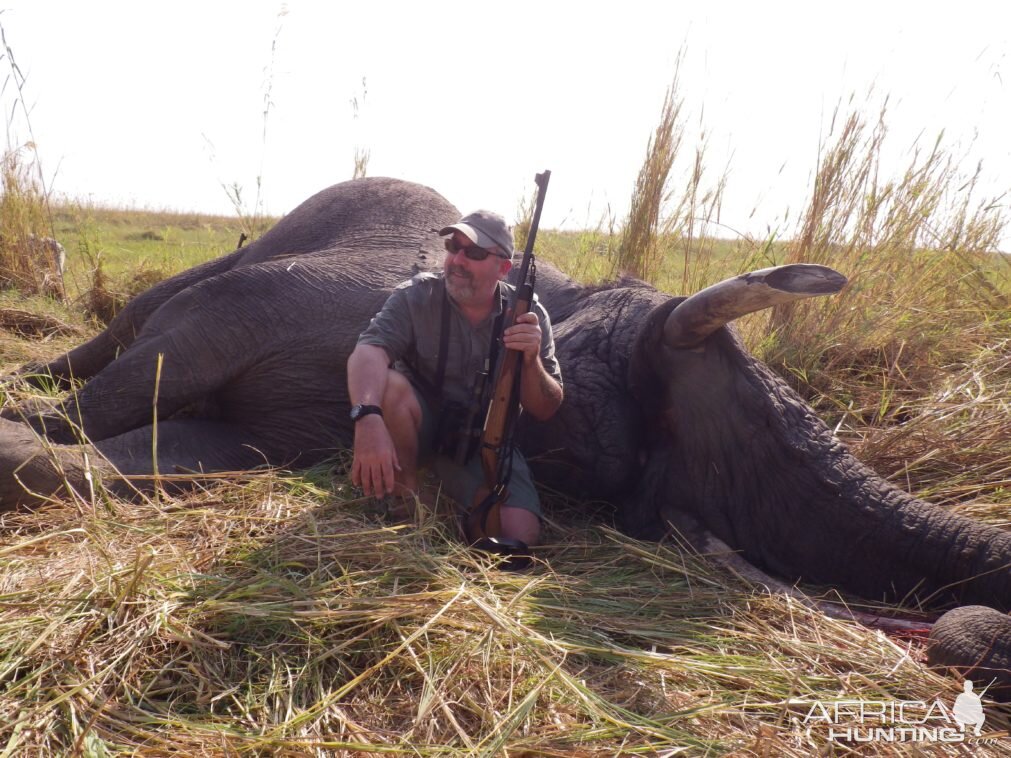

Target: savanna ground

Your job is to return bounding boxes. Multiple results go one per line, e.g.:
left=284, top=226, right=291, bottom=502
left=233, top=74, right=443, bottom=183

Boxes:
left=1, top=89, right=1011, bottom=755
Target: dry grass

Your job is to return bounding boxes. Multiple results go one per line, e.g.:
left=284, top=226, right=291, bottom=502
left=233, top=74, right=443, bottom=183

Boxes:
left=844, top=340, right=1011, bottom=512
left=80, top=253, right=168, bottom=326
left=0, top=145, right=65, bottom=299
left=0, top=307, right=83, bottom=339
left=765, top=101, right=1007, bottom=372
left=610, top=65, right=738, bottom=300
left=1, top=473, right=1002, bottom=755
left=729, top=101, right=1011, bottom=513
left=0, top=24, right=64, bottom=302
left=613, top=71, right=685, bottom=283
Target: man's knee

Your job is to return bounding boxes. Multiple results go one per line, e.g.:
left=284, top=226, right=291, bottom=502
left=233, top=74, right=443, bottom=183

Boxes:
left=500, top=506, right=541, bottom=546
left=382, top=370, right=422, bottom=432
left=382, top=369, right=420, bottom=413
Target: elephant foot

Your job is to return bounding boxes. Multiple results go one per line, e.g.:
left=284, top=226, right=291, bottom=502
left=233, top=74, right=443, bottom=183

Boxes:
left=927, top=606, right=1011, bottom=700
left=0, top=396, right=80, bottom=443
left=0, top=418, right=113, bottom=511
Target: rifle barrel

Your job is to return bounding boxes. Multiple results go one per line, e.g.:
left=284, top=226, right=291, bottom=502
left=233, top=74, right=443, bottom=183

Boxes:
left=467, top=169, right=551, bottom=541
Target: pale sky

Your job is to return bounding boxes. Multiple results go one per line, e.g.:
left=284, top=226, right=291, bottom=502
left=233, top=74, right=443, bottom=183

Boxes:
left=2, top=1, right=1009, bottom=249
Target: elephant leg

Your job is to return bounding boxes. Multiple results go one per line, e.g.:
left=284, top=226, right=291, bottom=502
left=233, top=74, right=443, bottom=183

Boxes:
left=94, top=419, right=274, bottom=479
left=0, top=418, right=115, bottom=511
left=0, top=417, right=276, bottom=511
left=15, top=248, right=246, bottom=389
left=15, top=308, right=249, bottom=445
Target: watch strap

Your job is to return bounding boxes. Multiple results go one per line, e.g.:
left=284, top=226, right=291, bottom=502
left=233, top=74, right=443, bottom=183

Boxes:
left=351, top=404, right=384, bottom=422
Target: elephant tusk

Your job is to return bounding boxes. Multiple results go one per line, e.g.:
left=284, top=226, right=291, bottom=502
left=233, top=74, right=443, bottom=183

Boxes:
left=662, top=264, right=848, bottom=348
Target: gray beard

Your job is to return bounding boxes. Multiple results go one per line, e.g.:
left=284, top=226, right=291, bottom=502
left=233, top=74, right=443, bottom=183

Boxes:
left=445, top=271, right=476, bottom=302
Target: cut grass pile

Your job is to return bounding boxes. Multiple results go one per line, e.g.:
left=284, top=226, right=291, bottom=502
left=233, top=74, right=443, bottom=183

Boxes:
left=0, top=475, right=993, bottom=755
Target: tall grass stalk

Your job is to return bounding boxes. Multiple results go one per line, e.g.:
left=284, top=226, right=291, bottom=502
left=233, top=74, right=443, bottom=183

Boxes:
left=212, top=10, right=287, bottom=243
left=613, top=61, right=730, bottom=292
left=667, top=132, right=731, bottom=294
left=0, top=24, right=64, bottom=299
left=151, top=352, right=163, bottom=492
left=613, top=74, right=684, bottom=281
left=0, top=146, right=63, bottom=298
left=0, top=21, right=54, bottom=232
left=763, top=101, right=1008, bottom=386
left=350, top=76, right=370, bottom=179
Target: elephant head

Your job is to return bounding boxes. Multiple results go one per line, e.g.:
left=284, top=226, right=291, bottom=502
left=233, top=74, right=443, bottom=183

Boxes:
left=518, top=262, right=1011, bottom=693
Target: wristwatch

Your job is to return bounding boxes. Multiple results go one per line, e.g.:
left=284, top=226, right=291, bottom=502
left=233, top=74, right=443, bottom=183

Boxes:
left=349, top=404, right=384, bottom=422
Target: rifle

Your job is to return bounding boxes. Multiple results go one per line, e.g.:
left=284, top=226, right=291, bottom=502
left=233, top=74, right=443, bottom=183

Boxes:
left=465, top=170, right=551, bottom=558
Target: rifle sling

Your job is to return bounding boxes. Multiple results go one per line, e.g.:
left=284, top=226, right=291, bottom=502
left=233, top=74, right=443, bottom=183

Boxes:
left=429, top=282, right=508, bottom=396
left=433, top=285, right=451, bottom=390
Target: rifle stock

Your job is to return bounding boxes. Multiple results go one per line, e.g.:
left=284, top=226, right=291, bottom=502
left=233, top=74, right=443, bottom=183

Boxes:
left=470, top=296, right=532, bottom=539
left=467, top=171, right=550, bottom=543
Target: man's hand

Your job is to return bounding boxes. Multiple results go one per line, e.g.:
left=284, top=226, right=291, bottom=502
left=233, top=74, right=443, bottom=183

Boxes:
left=503, top=311, right=542, bottom=365
left=503, top=310, right=564, bottom=421
left=351, top=414, right=400, bottom=497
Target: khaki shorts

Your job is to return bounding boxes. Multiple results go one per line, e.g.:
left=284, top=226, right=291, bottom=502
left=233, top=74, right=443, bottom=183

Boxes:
left=411, top=382, right=542, bottom=519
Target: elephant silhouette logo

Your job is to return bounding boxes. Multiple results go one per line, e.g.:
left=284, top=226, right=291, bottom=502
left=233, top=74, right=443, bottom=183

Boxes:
left=952, top=680, right=985, bottom=736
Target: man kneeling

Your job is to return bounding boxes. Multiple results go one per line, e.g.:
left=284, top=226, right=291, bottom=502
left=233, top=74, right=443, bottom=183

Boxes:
left=346, top=210, right=563, bottom=546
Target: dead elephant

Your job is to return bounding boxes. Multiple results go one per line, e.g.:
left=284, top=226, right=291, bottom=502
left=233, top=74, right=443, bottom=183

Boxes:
left=1, top=177, right=1008, bottom=692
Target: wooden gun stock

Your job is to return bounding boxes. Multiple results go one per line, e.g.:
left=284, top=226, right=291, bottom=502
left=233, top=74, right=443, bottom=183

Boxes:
left=468, top=292, right=532, bottom=540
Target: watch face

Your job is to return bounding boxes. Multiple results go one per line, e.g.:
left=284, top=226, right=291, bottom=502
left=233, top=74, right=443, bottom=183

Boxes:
left=350, top=404, right=365, bottom=421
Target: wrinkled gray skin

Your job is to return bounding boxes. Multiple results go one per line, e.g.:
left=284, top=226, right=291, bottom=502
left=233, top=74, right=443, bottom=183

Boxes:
left=1, top=177, right=1008, bottom=692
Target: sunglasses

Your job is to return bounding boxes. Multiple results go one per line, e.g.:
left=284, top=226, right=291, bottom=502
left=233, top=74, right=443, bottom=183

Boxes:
left=443, top=236, right=507, bottom=261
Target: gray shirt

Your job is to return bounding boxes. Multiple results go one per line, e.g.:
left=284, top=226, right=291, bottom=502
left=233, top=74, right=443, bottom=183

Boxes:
left=357, top=273, right=562, bottom=406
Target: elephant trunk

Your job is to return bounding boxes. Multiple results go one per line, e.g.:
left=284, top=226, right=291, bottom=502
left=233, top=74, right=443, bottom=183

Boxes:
left=928, top=606, right=1011, bottom=698
left=657, top=428, right=1011, bottom=609
left=639, top=318, right=1011, bottom=609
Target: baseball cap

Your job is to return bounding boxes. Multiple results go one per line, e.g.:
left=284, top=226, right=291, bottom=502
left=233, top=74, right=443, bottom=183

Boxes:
left=439, top=210, right=515, bottom=261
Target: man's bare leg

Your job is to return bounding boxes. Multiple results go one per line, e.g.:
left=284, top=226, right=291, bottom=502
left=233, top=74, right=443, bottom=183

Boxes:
left=500, top=506, right=540, bottom=546
left=380, top=369, right=423, bottom=504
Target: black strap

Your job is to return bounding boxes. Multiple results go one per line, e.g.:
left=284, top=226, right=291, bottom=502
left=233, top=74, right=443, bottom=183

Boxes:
left=433, top=285, right=451, bottom=391
left=486, top=285, right=507, bottom=376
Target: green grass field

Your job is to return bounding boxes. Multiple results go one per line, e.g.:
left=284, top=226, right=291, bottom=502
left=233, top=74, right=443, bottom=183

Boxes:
left=54, top=204, right=257, bottom=297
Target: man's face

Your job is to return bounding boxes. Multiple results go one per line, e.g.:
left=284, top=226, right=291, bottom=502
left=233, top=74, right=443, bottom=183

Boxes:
left=443, top=231, right=512, bottom=306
